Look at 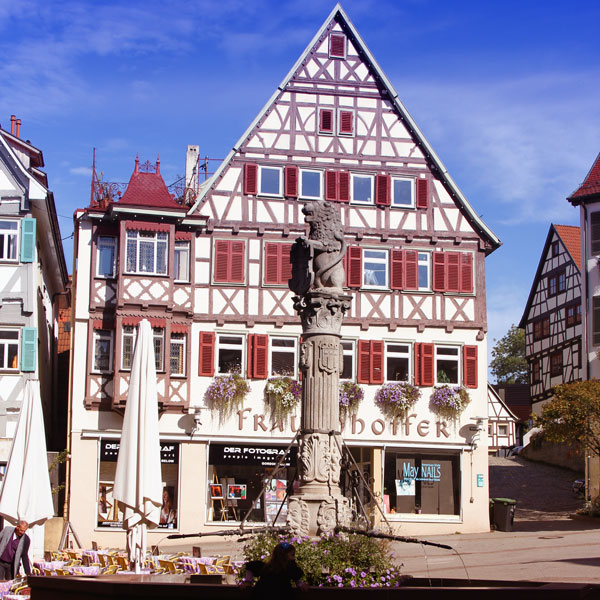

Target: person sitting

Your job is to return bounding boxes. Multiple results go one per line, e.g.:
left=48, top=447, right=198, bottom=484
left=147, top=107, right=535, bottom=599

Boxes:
left=0, top=521, right=31, bottom=580
left=241, top=541, right=308, bottom=597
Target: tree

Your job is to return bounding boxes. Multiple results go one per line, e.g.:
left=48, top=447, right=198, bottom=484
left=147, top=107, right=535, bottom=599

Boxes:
left=489, top=324, right=527, bottom=384
left=535, top=380, right=600, bottom=456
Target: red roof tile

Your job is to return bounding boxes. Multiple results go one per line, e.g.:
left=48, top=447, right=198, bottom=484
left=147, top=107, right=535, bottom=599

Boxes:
left=554, top=224, right=581, bottom=270
left=569, top=153, right=600, bottom=201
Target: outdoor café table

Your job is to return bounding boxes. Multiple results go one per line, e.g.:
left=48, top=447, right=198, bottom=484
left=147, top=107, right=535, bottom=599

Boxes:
left=33, top=560, right=66, bottom=572
left=4, top=595, right=29, bottom=600
left=0, top=581, right=14, bottom=597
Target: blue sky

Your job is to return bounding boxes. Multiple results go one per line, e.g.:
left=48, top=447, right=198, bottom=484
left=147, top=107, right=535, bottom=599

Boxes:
left=1, top=0, right=599, bottom=369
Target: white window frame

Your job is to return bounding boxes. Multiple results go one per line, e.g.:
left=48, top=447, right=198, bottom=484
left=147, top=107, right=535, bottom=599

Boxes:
left=216, top=333, right=245, bottom=375
left=0, top=329, right=19, bottom=370
left=174, top=241, right=190, bottom=282
left=96, top=236, right=117, bottom=279
left=435, top=345, right=461, bottom=385
left=0, top=220, right=19, bottom=262
left=269, top=336, right=298, bottom=378
left=170, top=333, right=186, bottom=377
left=121, top=325, right=164, bottom=372
left=299, top=169, right=322, bottom=200
left=497, top=424, right=509, bottom=436
left=340, top=339, right=356, bottom=381
left=385, top=342, right=411, bottom=383
left=362, top=248, right=388, bottom=289
left=258, top=166, right=283, bottom=197
left=92, top=329, right=113, bottom=373
left=153, top=328, right=165, bottom=372
left=125, top=230, right=168, bottom=276
left=391, top=177, right=415, bottom=209
left=417, top=251, right=431, bottom=291
left=350, top=173, right=374, bottom=205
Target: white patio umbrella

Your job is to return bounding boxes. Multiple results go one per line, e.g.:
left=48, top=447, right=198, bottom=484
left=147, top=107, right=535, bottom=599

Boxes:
left=0, top=378, right=54, bottom=526
left=113, top=319, right=162, bottom=573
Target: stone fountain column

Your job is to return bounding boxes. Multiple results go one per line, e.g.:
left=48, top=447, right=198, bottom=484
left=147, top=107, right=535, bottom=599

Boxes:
left=287, top=200, right=353, bottom=537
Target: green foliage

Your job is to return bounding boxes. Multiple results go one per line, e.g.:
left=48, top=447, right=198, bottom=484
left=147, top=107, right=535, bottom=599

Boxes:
left=264, top=377, right=302, bottom=424
left=489, top=324, right=527, bottom=384
left=242, top=531, right=406, bottom=588
left=49, top=449, right=70, bottom=497
left=534, top=379, right=600, bottom=456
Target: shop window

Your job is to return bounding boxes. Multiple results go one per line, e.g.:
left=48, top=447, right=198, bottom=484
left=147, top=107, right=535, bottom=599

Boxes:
left=174, top=241, right=190, bottom=282
left=299, top=169, right=322, bottom=199
left=392, top=178, right=415, bottom=208
left=208, top=443, right=297, bottom=523
left=386, top=343, right=410, bottom=382
left=0, top=220, right=18, bottom=261
left=340, top=340, right=355, bottom=380
left=97, top=440, right=180, bottom=529
left=435, top=346, right=459, bottom=384
left=0, top=330, right=19, bottom=370
left=259, top=166, right=282, bottom=196
left=270, top=337, right=297, bottom=377
left=383, top=451, right=460, bottom=516
left=121, top=325, right=164, bottom=371
left=363, top=249, right=388, bottom=288
left=96, top=236, right=117, bottom=278
left=93, top=330, right=113, bottom=373
left=351, top=174, right=374, bottom=204
left=550, top=351, right=563, bottom=377
left=125, top=230, right=168, bottom=275
left=170, top=334, right=186, bottom=376
left=216, top=334, right=244, bottom=375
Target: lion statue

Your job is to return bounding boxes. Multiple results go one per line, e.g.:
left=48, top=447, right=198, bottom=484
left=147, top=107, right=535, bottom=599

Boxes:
left=289, top=200, right=346, bottom=294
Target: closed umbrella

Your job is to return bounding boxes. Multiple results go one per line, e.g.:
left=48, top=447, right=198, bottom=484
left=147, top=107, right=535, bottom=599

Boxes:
left=0, top=378, right=54, bottom=526
left=113, top=319, right=162, bottom=573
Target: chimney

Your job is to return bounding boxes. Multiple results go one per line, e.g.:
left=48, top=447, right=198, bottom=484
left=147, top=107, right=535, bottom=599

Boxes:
left=10, top=115, right=15, bottom=136
left=16, top=119, right=21, bottom=138
left=185, top=145, right=200, bottom=204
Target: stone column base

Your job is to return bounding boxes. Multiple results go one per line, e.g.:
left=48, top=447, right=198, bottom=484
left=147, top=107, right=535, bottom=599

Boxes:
left=287, top=492, right=352, bottom=537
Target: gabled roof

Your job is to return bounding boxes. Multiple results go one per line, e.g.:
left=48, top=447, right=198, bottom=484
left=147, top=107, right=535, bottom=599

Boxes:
left=0, top=126, right=44, bottom=169
left=487, top=384, right=519, bottom=422
left=492, top=384, right=531, bottom=423
left=518, top=223, right=581, bottom=328
left=568, top=152, right=600, bottom=204
left=187, top=4, right=500, bottom=252
left=118, top=157, right=181, bottom=209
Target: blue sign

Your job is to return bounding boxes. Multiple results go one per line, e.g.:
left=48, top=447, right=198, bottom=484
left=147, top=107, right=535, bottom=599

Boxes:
left=477, top=474, right=484, bottom=487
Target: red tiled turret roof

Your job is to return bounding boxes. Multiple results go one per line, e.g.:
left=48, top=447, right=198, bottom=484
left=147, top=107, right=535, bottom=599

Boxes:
left=568, top=152, right=600, bottom=203
left=118, top=156, right=182, bottom=209
left=554, top=224, right=581, bottom=270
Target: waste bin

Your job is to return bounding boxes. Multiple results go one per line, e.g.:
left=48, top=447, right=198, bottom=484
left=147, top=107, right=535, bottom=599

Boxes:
left=492, top=498, right=516, bottom=531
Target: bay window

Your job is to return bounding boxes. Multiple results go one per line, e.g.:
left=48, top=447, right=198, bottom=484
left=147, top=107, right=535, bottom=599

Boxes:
left=170, top=334, right=186, bottom=376
left=93, top=330, right=113, bottom=372
left=97, top=236, right=117, bottom=278
left=126, top=230, right=168, bottom=275
left=174, top=241, right=190, bottom=282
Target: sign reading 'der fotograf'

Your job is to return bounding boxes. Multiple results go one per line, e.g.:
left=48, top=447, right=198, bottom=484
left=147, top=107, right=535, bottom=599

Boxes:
left=100, top=440, right=179, bottom=464
left=209, top=443, right=298, bottom=468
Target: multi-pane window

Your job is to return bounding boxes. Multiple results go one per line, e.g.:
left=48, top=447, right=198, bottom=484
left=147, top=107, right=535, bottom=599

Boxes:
left=0, top=330, right=19, bottom=370
left=216, top=334, right=244, bottom=374
left=270, top=337, right=297, bottom=377
left=550, top=351, right=563, bottom=377
left=566, top=303, right=582, bottom=327
left=435, top=346, right=460, bottom=384
left=299, top=170, right=322, bottom=199
left=93, top=330, right=113, bottom=372
left=392, top=178, right=415, bottom=208
left=591, top=212, right=600, bottom=255
left=97, top=236, right=117, bottom=278
left=498, top=424, right=508, bottom=436
left=0, top=221, right=18, bottom=261
left=340, top=340, right=355, bottom=380
left=351, top=174, right=374, bottom=204
left=548, top=274, right=557, bottom=296
left=259, top=166, right=282, bottom=196
left=363, top=249, right=388, bottom=288
left=386, top=343, right=410, bottom=382
left=533, top=317, right=550, bottom=341
left=558, top=271, right=566, bottom=293
left=153, top=329, right=164, bottom=372
left=174, top=241, right=190, bottom=282
left=126, top=231, right=168, bottom=275
left=418, top=252, right=431, bottom=291
left=532, top=359, right=541, bottom=383
left=122, top=326, right=164, bottom=371
left=170, top=334, right=186, bottom=376
left=551, top=241, right=559, bottom=257
left=593, top=296, right=600, bottom=347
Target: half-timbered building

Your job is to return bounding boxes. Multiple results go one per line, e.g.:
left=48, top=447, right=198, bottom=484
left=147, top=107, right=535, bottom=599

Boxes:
left=487, top=385, right=518, bottom=454
left=519, top=224, right=582, bottom=413
left=68, top=5, right=500, bottom=547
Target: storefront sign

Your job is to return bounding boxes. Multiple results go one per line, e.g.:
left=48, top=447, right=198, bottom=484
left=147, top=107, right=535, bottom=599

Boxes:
left=100, top=440, right=179, bottom=464
left=401, top=461, right=442, bottom=482
left=209, top=443, right=297, bottom=467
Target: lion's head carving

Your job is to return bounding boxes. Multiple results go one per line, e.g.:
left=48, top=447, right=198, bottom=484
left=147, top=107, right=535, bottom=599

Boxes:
left=303, top=200, right=344, bottom=250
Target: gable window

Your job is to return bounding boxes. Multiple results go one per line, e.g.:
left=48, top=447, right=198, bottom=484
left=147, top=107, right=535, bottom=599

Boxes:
left=319, top=109, right=334, bottom=134
left=259, top=166, right=282, bottom=196
left=551, top=241, right=559, bottom=257
left=93, top=330, right=113, bottom=373
left=329, top=33, right=346, bottom=59
left=300, top=170, right=322, bottom=199
left=386, top=343, right=411, bottom=382
left=97, top=236, right=117, bottom=278
left=338, top=110, right=354, bottom=136
left=0, top=330, right=19, bottom=370
left=0, top=220, right=18, bottom=261
left=435, top=346, right=459, bottom=385
left=550, top=351, right=562, bottom=377
left=591, top=212, right=600, bottom=255
left=170, top=333, right=186, bottom=376
left=126, top=230, right=167, bottom=275
left=122, top=325, right=164, bottom=371
left=216, top=334, right=244, bottom=375
left=392, top=178, right=415, bottom=208
left=363, top=249, right=388, bottom=288
left=558, top=270, right=566, bottom=293
left=351, top=174, right=374, bottom=204
left=264, top=242, right=292, bottom=286
left=548, top=275, right=557, bottom=297
left=341, top=340, right=355, bottom=380
left=270, top=337, right=297, bottom=377
left=174, top=241, right=190, bottom=282
left=213, top=239, right=245, bottom=284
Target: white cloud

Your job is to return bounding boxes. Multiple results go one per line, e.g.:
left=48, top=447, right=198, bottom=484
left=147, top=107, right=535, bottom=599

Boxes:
left=69, top=166, right=92, bottom=176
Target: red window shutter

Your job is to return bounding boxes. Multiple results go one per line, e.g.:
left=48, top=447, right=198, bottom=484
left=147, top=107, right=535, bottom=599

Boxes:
left=432, top=252, right=446, bottom=292
left=404, top=250, right=418, bottom=290
left=347, top=246, right=362, bottom=288
left=330, top=33, right=346, bottom=58
left=371, top=341, right=384, bottom=384
left=413, top=343, right=421, bottom=386
left=460, top=252, right=473, bottom=293
left=357, top=340, right=371, bottom=384
left=198, top=332, right=215, bottom=377
left=325, top=170, right=338, bottom=201
left=247, top=334, right=254, bottom=379
left=338, top=171, right=350, bottom=203
left=319, top=109, right=333, bottom=133
left=390, top=249, right=404, bottom=290
left=446, top=252, right=460, bottom=293
left=463, top=345, right=478, bottom=389
left=264, top=242, right=280, bottom=284
left=339, top=110, right=354, bottom=134
left=416, top=178, right=429, bottom=209
left=375, top=174, right=391, bottom=206
left=281, top=243, right=293, bottom=284
left=420, top=343, right=434, bottom=387
left=285, top=165, right=298, bottom=198
left=230, top=241, right=245, bottom=283
left=214, top=240, right=230, bottom=283
left=244, top=163, right=258, bottom=195
left=253, top=334, right=268, bottom=379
